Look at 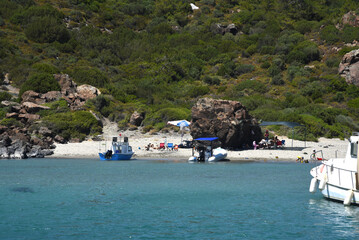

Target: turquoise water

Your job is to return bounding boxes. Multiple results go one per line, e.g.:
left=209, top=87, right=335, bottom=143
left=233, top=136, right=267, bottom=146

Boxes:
left=1, top=159, right=359, bottom=239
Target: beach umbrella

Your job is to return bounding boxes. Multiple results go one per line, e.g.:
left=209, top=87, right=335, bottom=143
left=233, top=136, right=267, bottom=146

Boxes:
left=176, top=120, right=190, bottom=143
left=176, top=120, right=190, bottom=128
left=167, top=120, right=191, bottom=143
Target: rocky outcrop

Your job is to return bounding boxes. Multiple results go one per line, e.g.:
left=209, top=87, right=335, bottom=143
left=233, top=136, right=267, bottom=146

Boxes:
left=20, top=74, right=101, bottom=111
left=0, top=74, right=102, bottom=159
left=130, top=111, right=144, bottom=126
left=0, top=126, right=53, bottom=159
left=211, top=23, right=239, bottom=35
left=338, top=49, right=359, bottom=86
left=342, top=11, right=359, bottom=27
left=190, top=98, right=262, bottom=149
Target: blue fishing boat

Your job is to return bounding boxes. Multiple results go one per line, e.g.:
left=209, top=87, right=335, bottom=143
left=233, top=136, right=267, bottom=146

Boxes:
left=99, top=136, right=134, bottom=161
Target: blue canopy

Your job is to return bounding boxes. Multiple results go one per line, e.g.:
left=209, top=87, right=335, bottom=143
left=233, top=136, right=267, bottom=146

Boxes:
left=194, top=137, right=218, bottom=141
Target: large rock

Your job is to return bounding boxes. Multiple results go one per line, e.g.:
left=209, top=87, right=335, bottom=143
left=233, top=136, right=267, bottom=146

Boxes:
left=338, top=49, right=359, bottom=86
left=190, top=98, right=262, bottom=148
left=21, top=102, right=50, bottom=113
left=54, top=73, right=77, bottom=95
left=130, top=111, right=144, bottom=126
left=0, top=127, right=54, bottom=159
left=77, top=84, right=101, bottom=100
left=342, top=11, right=359, bottom=27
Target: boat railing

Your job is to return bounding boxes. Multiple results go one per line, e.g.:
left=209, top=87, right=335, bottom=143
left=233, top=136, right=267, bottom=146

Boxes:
left=317, top=162, right=357, bottom=190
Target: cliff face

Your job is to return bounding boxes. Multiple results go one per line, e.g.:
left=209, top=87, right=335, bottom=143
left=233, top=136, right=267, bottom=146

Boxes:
left=190, top=98, right=262, bottom=149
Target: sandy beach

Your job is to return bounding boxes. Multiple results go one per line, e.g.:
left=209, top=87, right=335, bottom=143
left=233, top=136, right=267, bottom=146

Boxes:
left=50, top=123, right=349, bottom=162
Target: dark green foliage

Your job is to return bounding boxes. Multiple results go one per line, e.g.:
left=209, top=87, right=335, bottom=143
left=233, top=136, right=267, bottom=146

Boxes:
left=25, top=16, right=70, bottom=43
left=43, top=111, right=101, bottom=140
left=218, top=61, right=254, bottom=77
left=70, top=67, right=109, bottom=88
left=236, top=80, right=267, bottom=94
left=0, top=91, right=13, bottom=101
left=342, top=25, right=359, bottom=43
left=300, top=81, right=325, bottom=100
left=320, top=25, right=340, bottom=44
left=293, top=20, right=316, bottom=34
left=325, top=57, right=340, bottom=68
left=19, top=73, right=60, bottom=98
left=0, top=118, right=23, bottom=128
left=32, top=63, right=59, bottom=74
left=287, top=41, right=320, bottom=64
left=271, top=75, right=284, bottom=85
left=1, top=0, right=359, bottom=139
left=348, top=98, right=359, bottom=108
left=284, top=93, right=309, bottom=108
left=143, top=107, right=190, bottom=126
left=203, top=75, right=220, bottom=85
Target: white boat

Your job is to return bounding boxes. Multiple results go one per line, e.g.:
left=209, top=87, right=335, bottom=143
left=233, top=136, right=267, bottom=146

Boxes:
left=188, top=137, right=228, bottom=162
left=99, top=136, right=134, bottom=161
left=309, top=132, right=359, bottom=205
left=208, top=147, right=228, bottom=162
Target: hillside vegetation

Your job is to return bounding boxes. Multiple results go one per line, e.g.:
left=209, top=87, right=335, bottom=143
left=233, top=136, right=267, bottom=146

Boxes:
left=1, top=0, right=359, bottom=141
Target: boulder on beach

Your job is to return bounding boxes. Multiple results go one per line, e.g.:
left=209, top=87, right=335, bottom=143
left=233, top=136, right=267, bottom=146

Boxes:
left=190, top=98, right=262, bottom=149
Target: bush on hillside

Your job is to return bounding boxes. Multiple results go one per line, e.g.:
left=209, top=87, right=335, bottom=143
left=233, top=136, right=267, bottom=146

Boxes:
left=25, top=16, right=70, bottom=43
left=32, top=63, right=59, bottom=74
left=19, top=73, right=60, bottom=98
left=43, top=111, right=101, bottom=141
left=320, top=25, right=340, bottom=44
left=0, top=92, right=13, bottom=102
left=236, top=79, right=267, bottom=94
left=143, top=107, right=190, bottom=126
left=287, top=41, right=320, bottom=64
left=70, top=67, right=109, bottom=88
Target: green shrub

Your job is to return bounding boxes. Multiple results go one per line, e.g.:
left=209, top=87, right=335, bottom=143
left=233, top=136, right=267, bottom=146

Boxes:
left=294, top=20, right=315, bottom=34
left=287, top=41, right=320, bottom=64
left=271, top=75, right=284, bottom=85
left=70, top=67, right=109, bottom=88
left=236, top=79, right=267, bottom=94
left=325, top=57, right=340, bottom=68
left=43, top=111, right=101, bottom=140
left=0, top=118, right=23, bottom=128
left=25, top=16, right=70, bottom=43
left=260, top=61, right=271, bottom=69
left=348, top=97, right=359, bottom=108
left=300, top=81, right=324, bottom=100
left=341, top=25, right=359, bottom=43
left=203, top=75, right=220, bottom=85
left=32, top=63, right=59, bottom=74
left=320, top=25, right=340, bottom=44
left=0, top=92, right=13, bottom=101
left=19, top=73, right=61, bottom=98
left=144, top=107, right=190, bottom=126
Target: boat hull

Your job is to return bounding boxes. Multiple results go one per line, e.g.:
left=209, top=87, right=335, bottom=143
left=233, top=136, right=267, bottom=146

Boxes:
left=321, top=184, right=359, bottom=205
left=99, top=153, right=134, bottom=161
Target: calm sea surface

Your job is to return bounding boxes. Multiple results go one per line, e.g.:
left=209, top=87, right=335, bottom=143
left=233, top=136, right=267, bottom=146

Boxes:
left=1, top=158, right=359, bottom=239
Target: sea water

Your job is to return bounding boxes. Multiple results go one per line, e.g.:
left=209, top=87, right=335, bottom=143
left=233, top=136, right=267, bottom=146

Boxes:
left=1, top=159, right=359, bottom=240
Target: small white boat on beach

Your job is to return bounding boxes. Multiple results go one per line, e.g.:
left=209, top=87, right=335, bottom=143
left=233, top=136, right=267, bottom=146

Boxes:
left=309, top=132, right=359, bottom=205
left=188, top=137, right=228, bottom=162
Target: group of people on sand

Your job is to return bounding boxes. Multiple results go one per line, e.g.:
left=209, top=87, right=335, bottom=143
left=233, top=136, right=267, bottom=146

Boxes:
left=253, top=130, right=285, bottom=150
left=145, top=143, right=179, bottom=151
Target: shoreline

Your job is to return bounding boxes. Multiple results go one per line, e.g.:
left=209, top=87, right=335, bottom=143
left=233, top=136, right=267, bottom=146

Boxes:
left=48, top=130, right=348, bottom=162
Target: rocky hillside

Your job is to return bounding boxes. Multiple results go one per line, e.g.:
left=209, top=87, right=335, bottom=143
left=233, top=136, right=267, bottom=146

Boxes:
left=0, top=0, right=359, bottom=150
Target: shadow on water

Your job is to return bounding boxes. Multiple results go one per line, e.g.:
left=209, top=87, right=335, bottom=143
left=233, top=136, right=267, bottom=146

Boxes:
left=10, top=187, right=35, bottom=193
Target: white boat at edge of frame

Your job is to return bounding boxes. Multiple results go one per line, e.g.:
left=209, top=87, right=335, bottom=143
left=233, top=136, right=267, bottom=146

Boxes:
left=310, top=132, right=359, bottom=205
left=188, top=137, right=228, bottom=162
